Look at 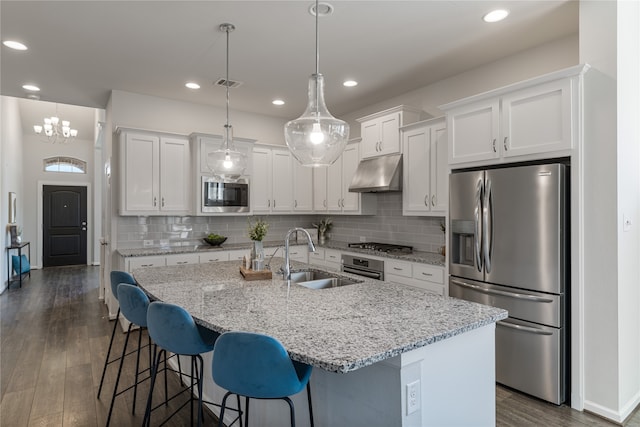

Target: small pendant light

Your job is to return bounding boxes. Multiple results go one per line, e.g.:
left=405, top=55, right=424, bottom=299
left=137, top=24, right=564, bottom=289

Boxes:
left=284, top=1, right=350, bottom=167
left=208, top=23, right=247, bottom=181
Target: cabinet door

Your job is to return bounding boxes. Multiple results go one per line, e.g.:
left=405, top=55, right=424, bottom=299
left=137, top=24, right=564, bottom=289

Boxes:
left=430, top=124, right=448, bottom=213
left=271, top=149, right=293, bottom=212
left=121, top=132, right=159, bottom=213
left=361, top=119, right=380, bottom=159
left=502, top=78, right=573, bottom=157
left=293, top=160, right=313, bottom=212
left=313, top=167, right=328, bottom=212
left=378, top=113, right=400, bottom=155
left=326, top=158, right=343, bottom=212
left=448, top=99, right=500, bottom=164
left=252, top=147, right=272, bottom=213
left=402, top=126, right=430, bottom=214
left=160, top=136, right=190, bottom=213
left=341, top=144, right=360, bottom=212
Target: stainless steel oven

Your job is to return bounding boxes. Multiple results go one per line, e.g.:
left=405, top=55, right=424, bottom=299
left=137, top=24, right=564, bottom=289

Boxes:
left=201, top=176, right=249, bottom=213
left=341, top=254, right=384, bottom=280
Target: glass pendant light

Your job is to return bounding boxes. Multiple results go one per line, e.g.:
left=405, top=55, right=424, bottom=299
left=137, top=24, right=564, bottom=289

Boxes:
left=208, top=23, right=247, bottom=181
left=284, top=0, right=349, bottom=167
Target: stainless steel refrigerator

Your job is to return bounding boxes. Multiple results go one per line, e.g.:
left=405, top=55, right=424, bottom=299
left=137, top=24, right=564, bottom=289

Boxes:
left=449, top=163, right=568, bottom=405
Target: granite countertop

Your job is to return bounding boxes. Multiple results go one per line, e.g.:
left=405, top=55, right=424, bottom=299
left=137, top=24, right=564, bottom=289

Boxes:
left=118, top=239, right=445, bottom=266
left=133, top=259, right=506, bottom=373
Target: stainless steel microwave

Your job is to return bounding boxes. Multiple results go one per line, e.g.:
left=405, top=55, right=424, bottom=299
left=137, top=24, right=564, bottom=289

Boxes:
left=201, top=176, right=250, bottom=213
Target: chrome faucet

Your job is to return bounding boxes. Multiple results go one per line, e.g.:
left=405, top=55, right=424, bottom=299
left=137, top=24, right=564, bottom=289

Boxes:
left=283, top=227, right=316, bottom=280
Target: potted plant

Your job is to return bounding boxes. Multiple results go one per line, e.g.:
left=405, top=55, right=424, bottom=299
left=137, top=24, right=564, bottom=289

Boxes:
left=247, top=217, right=269, bottom=260
left=313, top=218, right=332, bottom=245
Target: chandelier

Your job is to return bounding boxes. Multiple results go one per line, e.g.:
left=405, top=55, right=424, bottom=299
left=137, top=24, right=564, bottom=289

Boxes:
left=207, top=23, right=247, bottom=181
left=34, top=115, right=78, bottom=143
left=284, top=0, right=349, bottom=167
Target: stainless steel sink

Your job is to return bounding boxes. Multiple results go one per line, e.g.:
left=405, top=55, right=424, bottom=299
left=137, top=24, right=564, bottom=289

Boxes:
left=288, top=270, right=361, bottom=289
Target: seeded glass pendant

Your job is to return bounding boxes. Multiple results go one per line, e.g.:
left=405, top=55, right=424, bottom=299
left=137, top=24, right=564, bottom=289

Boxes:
left=284, top=1, right=349, bottom=167
left=207, top=23, right=247, bottom=181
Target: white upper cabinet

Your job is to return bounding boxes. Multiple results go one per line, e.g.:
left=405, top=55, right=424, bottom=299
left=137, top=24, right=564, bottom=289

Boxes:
left=292, top=160, right=313, bottom=212
left=357, top=106, right=422, bottom=159
left=252, top=146, right=293, bottom=214
left=443, top=73, right=576, bottom=167
left=119, top=129, right=190, bottom=215
left=402, top=118, right=448, bottom=216
left=324, top=142, right=376, bottom=214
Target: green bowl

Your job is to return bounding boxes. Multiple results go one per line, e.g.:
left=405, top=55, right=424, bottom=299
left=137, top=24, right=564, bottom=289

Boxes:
left=203, top=236, right=227, bottom=246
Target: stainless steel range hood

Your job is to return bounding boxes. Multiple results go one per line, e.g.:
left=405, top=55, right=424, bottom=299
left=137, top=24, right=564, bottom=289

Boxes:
left=348, top=153, right=403, bottom=193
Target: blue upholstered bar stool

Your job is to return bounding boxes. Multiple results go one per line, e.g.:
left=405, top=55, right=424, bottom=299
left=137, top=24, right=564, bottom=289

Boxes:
left=105, top=283, right=152, bottom=427
left=97, top=271, right=137, bottom=400
left=144, top=301, right=242, bottom=427
left=212, top=331, right=314, bottom=427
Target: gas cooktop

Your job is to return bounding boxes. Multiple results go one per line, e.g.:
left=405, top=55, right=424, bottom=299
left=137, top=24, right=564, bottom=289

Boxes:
left=347, top=242, right=413, bottom=254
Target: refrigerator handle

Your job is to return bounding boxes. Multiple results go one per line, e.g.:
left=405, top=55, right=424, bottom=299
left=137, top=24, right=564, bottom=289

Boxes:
left=474, top=178, right=484, bottom=272
left=483, top=177, right=493, bottom=273
left=450, top=279, right=555, bottom=303
left=497, top=320, right=554, bottom=336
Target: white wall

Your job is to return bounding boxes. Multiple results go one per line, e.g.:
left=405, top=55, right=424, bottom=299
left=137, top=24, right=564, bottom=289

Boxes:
left=22, top=133, right=96, bottom=268
left=343, top=34, right=579, bottom=132
left=579, top=0, right=640, bottom=422
left=110, top=90, right=288, bottom=146
left=1, top=97, right=24, bottom=293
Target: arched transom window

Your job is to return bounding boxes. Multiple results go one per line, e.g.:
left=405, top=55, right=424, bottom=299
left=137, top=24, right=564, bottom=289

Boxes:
left=43, top=156, right=87, bottom=174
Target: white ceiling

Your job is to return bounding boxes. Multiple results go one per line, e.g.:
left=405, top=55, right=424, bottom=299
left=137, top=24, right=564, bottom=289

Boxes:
left=1, top=0, right=578, bottom=137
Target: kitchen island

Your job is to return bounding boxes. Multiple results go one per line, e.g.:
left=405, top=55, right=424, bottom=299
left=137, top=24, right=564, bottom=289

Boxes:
left=134, top=259, right=507, bottom=427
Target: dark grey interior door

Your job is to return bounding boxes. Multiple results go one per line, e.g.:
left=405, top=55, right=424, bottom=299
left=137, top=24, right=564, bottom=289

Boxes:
left=43, top=185, right=87, bottom=267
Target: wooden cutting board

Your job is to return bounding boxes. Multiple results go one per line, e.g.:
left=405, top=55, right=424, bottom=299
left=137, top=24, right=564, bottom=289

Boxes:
left=239, top=266, right=272, bottom=281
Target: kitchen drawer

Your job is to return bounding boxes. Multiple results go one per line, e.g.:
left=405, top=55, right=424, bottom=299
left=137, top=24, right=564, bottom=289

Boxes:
left=127, top=256, right=166, bottom=270
left=413, top=264, right=444, bottom=284
left=324, top=249, right=341, bottom=264
left=166, top=253, right=200, bottom=266
left=385, top=259, right=412, bottom=278
left=199, top=252, right=230, bottom=263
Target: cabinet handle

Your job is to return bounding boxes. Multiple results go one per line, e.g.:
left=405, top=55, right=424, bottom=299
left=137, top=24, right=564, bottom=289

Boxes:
left=141, top=264, right=154, bottom=267
left=422, top=272, right=433, bottom=277
left=177, top=261, right=187, bottom=265
left=323, top=200, right=327, bottom=208
left=503, top=137, right=508, bottom=151
left=162, top=197, right=165, bottom=207
left=424, top=195, right=429, bottom=206
left=294, top=200, right=298, bottom=208
left=393, top=267, right=403, bottom=271
left=273, top=200, right=276, bottom=208
left=268, top=199, right=271, bottom=208
left=492, top=139, right=497, bottom=153
left=432, top=195, right=436, bottom=207
left=153, top=197, right=157, bottom=207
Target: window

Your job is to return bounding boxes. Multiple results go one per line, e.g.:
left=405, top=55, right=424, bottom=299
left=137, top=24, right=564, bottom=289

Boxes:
left=43, top=156, right=87, bottom=174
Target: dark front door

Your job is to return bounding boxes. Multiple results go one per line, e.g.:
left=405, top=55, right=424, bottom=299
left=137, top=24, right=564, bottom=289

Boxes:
left=43, top=185, right=87, bottom=267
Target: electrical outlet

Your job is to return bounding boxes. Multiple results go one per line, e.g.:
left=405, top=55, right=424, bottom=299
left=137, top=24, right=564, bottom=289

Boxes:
left=406, top=380, right=420, bottom=415
left=359, top=236, right=367, bottom=242
left=143, top=239, right=154, bottom=247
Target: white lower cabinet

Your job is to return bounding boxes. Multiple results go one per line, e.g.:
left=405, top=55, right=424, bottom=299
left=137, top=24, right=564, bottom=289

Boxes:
left=126, top=256, right=166, bottom=270
left=384, top=259, right=445, bottom=295
left=307, top=247, right=341, bottom=271
left=165, top=253, right=200, bottom=266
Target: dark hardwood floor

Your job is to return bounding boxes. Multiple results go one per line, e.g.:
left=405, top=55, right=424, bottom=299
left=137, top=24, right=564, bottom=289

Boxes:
left=0, top=265, right=637, bottom=426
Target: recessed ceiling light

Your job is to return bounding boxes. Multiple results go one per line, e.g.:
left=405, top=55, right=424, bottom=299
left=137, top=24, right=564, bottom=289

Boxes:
left=272, top=99, right=285, bottom=106
left=22, top=84, right=40, bottom=91
left=185, top=82, right=200, bottom=89
left=483, top=9, right=509, bottom=23
left=343, top=80, right=358, bottom=87
left=3, top=40, right=28, bottom=50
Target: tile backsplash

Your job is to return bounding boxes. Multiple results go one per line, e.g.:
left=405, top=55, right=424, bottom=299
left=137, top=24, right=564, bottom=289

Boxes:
left=116, top=193, right=445, bottom=253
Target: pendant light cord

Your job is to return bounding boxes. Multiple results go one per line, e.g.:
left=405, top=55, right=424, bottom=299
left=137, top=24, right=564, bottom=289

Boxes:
left=315, top=0, right=320, bottom=116
left=225, top=24, right=231, bottom=149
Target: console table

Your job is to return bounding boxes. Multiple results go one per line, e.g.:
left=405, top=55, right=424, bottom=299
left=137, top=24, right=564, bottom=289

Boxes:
left=6, top=241, right=30, bottom=288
